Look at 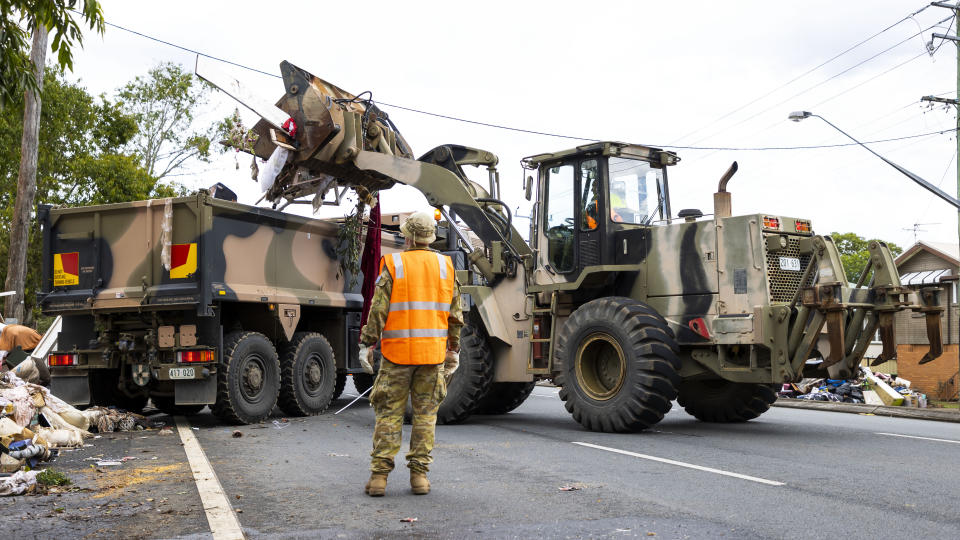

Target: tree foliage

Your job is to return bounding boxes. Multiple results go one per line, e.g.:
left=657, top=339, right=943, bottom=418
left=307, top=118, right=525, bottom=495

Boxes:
left=0, top=0, right=104, bottom=108
left=830, top=232, right=903, bottom=283
left=117, top=62, right=213, bottom=180
left=0, top=69, right=178, bottom=323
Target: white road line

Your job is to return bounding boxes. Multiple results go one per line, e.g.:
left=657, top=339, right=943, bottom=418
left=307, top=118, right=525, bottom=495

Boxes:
left=175, top=417, right=246, bottom=540
left=876, top=432, right=960, bottom=445
left=572, top=441, right=785, bottom=486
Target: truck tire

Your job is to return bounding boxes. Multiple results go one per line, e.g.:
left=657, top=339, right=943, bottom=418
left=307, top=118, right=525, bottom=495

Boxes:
left=332, top=373, right=347, bottom=400
left=438, top=319, right=494, bottom=424
left=677, top=380, right=778, bottom=422
left=474, top=381, right=536, bottom=415
left=213, top=331, right=281, bottom=425
left=555, top=297, right=680, bottom=432
left=89, top=370, right=148, bottom=413
left=353, top=373, right=374, bottom=395
left=152, top=396, right=204, bottom=416
left=278, top=332, right=337, bottom=416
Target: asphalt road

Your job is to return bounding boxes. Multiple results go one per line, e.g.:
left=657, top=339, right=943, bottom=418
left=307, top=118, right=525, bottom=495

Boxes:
left=188, top=384, right=960, bottom=539
left=4, top=385, right=959, bottom=539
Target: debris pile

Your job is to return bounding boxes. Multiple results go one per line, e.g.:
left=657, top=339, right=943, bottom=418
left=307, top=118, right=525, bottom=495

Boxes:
left=778, top=366, right=929, bottom=407
left=0, top=371, right=152, bottom=494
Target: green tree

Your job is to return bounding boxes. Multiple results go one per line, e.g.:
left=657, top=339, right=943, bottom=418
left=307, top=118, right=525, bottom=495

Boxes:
left=117, top=62, right=213, bottom=180
left=830, top=231, right=903, bottom=283
left=0, top=69, right=175, bottom=323
left=0, top=0, right=104, bottom=108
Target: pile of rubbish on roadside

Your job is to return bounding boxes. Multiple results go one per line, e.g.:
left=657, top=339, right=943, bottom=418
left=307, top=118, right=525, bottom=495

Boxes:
left=0, top=371, right=150, bottom=496
left=777, top=366, right=929, bottom=408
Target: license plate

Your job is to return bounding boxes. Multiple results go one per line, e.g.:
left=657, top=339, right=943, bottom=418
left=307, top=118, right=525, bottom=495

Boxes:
left=169, top=367, right=195, bottom=379
left=779, top=256, right=801, bottom=271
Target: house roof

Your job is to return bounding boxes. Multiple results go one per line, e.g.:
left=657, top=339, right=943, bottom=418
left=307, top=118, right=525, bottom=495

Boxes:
left=895, top=240, right=959, bottom=268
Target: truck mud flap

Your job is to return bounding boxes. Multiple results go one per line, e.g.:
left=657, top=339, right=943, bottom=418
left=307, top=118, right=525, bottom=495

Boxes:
left=175, top=377, right=217, bottom=406
left=50, top=375, right=91, bottom=406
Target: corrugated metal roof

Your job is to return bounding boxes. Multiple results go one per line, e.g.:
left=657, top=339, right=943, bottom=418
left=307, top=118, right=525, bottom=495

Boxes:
left=900, top=268, right=951, bottom=286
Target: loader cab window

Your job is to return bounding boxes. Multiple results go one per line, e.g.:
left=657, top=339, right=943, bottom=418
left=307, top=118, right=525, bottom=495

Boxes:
left=579, top=159, right=600, bottom=231
left=543, top=163, right=575, bottom=272
left=608, top=157, right=666, bottom=225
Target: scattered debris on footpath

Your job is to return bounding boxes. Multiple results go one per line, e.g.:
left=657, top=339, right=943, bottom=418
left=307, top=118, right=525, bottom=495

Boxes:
left=0, top=371, right=159, bottom=496
left=778, top=366, right=929, bottom=407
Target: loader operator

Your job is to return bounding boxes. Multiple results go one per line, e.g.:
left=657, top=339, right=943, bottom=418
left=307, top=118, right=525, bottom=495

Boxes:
left=358, top=210, right=463, bottom=497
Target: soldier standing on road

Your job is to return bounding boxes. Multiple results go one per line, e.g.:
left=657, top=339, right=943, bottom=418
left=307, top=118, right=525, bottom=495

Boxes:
left=358, top=210, right=463, bottom=497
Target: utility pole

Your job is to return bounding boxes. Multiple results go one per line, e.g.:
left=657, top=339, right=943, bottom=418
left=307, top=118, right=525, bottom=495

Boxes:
left=4, top=23, right=48, bottom=323
left=927, top=1, right=960, bottom=403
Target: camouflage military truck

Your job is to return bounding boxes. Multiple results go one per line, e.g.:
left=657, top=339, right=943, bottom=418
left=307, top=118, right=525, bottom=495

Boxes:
left=192, top=60, right=947, bottom=432
left=39, top=191, right=404, bottom=424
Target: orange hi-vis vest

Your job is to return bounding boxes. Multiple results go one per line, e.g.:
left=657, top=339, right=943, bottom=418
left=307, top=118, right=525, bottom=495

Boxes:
left=380, top=250, right=456, bottom=365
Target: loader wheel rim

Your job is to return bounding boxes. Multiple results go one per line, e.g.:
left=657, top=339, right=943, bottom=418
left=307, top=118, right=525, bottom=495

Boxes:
left=575, top=332, right=626, bottom=401
left=304, top=353, right=324, bottom=395
left=241, top=356, right=266, bottom=400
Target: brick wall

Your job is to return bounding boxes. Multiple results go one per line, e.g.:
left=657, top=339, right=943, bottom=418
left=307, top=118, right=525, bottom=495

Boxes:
left=897, top=344, right=959, bottom=400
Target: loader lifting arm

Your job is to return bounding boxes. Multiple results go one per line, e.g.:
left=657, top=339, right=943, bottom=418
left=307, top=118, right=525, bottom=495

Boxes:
left=199, top=60, right=530, bottom=281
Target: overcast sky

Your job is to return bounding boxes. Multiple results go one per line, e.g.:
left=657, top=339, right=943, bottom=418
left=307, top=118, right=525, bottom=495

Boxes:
left=64, top=0, right=960, bottom=250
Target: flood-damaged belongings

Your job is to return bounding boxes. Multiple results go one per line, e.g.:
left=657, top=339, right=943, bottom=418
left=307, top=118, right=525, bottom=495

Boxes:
left=0, top=470, right=41, bottom=496
left=777, top=368, right=930, bottom=407
left=0, top=415, right=53, bottom=473
left=0, top=323, right=48, bottom=386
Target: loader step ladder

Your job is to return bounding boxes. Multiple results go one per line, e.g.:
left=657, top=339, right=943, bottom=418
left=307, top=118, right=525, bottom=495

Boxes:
left=527, top=292, right=557, bottom=375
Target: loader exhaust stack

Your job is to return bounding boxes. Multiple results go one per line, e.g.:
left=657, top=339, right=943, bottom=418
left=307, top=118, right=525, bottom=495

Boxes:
left=713, top=161, right=738, bottom=218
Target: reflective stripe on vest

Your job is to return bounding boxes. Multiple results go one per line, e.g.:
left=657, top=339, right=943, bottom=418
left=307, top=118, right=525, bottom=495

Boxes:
left=380, top=250, right=456, bottom=365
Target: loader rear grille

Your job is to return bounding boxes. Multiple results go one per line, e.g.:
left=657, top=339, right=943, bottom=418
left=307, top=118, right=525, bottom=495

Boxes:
left=765, top=236, right=813, bottom=303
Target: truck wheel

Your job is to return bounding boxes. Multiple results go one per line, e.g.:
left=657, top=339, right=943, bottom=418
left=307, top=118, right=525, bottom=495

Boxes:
left=555, top=297, right=680, bottom=432
left=353, top=373, right=374, bottom=395
left=332, top=373, right=347, bottom=400
left=213, top=331, right=281, bottom=425
left=278, top=332, right=337, bottom=416
left=152, top=396, right=204, bottom=416
left=89, top=370, right=147, bottom=413
left=438, top=319, right=494, bottom=424
left=474, top=382, right=536, bottom=415
left=677, top=380, right=778, bottom=422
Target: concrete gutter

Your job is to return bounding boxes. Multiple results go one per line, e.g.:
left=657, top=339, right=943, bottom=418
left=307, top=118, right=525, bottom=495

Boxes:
left=774, top=398, right=960, bottom=423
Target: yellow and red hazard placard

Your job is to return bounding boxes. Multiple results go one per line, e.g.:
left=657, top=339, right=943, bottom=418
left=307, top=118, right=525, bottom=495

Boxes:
left=170, top=243, right=197, bottom=279
left=53, top=252, right=79, bottom=286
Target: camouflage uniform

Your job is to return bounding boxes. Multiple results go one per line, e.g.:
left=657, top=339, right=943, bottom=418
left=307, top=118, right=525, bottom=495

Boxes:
left=360, top=246, right=463, bottom=474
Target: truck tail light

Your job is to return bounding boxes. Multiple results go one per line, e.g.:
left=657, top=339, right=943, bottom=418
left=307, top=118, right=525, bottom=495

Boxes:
left=48, top=353, right=78, bottom=366
left=177, top=349, right=214, bottom=363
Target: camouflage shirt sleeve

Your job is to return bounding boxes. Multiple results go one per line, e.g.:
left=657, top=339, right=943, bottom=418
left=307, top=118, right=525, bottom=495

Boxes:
left=447, top=278, right=463, bottom=352
left=359, top=266, right=393, bottom=346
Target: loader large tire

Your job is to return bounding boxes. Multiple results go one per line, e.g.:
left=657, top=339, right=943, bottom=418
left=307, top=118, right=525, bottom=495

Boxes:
left=555, top=297, right=680, bottom=432
left=278, top=332, right=337, bottom=416
left=677, top=380, right=778, bottom=423
left=474, top=381, right=536, bottom=415
left=213, top=331, right=280, bottom=425
left=437, top=319, right=494, bottom=424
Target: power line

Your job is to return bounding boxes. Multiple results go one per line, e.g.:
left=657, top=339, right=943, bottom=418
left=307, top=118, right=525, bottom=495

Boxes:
left=681, top=15, right=953, bottom=147
left=667, top=3, right=935, bottom=145
left=97, top=14, right=960, bottom=152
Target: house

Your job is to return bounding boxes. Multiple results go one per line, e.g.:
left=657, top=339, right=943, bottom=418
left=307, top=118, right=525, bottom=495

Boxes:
left=894, top=241, right=959, bottom=400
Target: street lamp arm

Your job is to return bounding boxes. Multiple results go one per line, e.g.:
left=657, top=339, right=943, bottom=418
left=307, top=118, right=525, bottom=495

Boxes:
left=807, top=113, right=960, bottom=210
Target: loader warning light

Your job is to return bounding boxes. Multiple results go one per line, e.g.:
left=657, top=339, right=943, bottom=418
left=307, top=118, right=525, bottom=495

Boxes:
left=177, top=349, right=214, bottom=363
left=762, top=216, right=781, bottom=230
left=48, top=353, right=78, bottom=366
left=434, top=209, right=442, bottom=221
left=795, top=220, right=811, bottom=233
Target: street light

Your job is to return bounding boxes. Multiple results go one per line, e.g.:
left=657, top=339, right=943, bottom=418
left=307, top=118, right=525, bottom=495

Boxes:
left=788, top=111, right=960, bottom=210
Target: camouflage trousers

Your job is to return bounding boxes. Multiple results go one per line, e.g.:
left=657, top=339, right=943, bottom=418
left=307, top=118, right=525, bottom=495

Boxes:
left=369, top=359, right=446, bottom=474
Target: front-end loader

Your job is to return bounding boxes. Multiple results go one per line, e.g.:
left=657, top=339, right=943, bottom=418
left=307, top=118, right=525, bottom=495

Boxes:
left=199, top=60, right=945, bottom=431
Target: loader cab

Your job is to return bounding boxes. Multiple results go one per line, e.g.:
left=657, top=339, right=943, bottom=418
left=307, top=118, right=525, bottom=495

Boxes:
left=526, top=142, right=677, bottom=281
